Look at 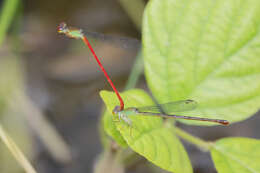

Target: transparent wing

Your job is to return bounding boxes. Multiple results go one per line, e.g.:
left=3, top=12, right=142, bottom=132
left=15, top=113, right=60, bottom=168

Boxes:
left=84, top=30, right=140, bottom=51
left=137, top=100, right=198, bottom=113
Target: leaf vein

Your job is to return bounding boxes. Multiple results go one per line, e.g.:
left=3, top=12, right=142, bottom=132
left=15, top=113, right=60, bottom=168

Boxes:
left=189, top=10, right=260, bottom=98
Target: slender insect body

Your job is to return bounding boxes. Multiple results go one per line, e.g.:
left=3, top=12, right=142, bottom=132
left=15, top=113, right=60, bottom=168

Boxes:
left=114, top=102, right=229, bottom=126
left=58, top=22, right=125, bottom=110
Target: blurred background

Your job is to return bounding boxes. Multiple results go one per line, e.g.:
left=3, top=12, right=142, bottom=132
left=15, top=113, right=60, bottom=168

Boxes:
left=0, top=0, right=259, bottom=173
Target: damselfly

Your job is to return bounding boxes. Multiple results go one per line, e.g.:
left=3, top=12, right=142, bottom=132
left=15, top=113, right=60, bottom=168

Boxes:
left=113, top=100, right=229, bottom=126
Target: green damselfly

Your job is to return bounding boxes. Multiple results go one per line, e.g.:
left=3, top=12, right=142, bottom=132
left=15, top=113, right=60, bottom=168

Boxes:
left=113, top=100, right=229, bottom=126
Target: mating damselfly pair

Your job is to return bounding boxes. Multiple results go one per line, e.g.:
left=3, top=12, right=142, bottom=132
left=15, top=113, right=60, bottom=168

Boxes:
left=113, top=100, right=229, bottom=126
left=57, top=23, right=229, bottom=126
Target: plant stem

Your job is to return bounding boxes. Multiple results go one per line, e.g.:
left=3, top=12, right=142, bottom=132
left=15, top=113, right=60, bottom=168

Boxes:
left=125, top=51, right=144, bottom=90
left=174, top=127, right=212, bottom=151
left=15, top=92, right=72, bottom=163
left=0, top=0, right=19, bottom=46
left=118, top=0, right=146, bottom=30
left=0, top=124, right=37, bottom=173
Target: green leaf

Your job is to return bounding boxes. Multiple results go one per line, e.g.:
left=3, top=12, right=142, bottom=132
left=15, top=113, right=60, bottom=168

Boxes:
left=143, top=0, right=260, bottom=125
left=100, top=89, right=192, bottom=173
left=211, top=137, right=260, bottom=173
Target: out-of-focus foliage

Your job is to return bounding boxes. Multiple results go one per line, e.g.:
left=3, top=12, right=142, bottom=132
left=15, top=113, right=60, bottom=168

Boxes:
left=0, top=56, right=32, bottom=173
left=0, top=57, right=22, bottom=113
left=0, top=0, right=19, bottom=45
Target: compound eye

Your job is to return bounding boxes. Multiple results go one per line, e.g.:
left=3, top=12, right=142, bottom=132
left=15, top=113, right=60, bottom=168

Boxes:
left=112, top=106, right=120, bottom=114
left=57, top=22, right=68, bottom=33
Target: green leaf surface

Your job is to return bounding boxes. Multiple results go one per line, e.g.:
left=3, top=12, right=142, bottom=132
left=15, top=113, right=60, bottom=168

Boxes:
left=143, top=0, right=260, bottom=125
left=211, top=137, right=260, bottom=173
left=100, top=89, right=192, bottom=173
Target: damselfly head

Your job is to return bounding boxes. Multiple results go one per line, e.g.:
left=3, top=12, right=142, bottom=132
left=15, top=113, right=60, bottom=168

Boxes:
left=112, top=105, right=121, bottom=114
left=57, top=22, right=68, bottom=34
left=57, top=22, right=84, bottom=39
